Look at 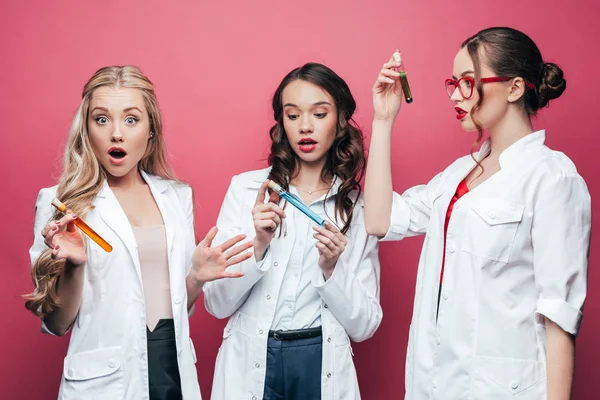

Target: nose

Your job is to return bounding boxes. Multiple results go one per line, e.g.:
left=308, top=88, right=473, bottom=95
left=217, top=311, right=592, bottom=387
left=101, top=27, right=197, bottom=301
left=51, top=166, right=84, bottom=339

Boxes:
left=299, top=115, right=314, bottom=134
left=450, top=86, right=463, bottom=103
left=110, top=124, right=124, bottom=142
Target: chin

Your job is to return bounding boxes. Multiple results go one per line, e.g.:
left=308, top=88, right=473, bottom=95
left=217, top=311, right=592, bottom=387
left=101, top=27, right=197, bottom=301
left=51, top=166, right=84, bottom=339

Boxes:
left=460, top=119, right=479, bottom=133
left=295, top=153, right=326, bottom=165
left=101, top=164, right=134, bottom=179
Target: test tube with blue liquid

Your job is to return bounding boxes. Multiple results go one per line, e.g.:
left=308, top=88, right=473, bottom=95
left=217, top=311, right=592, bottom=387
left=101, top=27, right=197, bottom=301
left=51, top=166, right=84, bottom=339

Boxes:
left=267, top=180, right=325, bottom=226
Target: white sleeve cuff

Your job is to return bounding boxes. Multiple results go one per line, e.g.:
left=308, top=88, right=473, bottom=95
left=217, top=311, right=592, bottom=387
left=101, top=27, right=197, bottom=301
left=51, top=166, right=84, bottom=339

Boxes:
left=535, top=297, right=583, bottom=336
left=380, top=192, right=411, bottom=242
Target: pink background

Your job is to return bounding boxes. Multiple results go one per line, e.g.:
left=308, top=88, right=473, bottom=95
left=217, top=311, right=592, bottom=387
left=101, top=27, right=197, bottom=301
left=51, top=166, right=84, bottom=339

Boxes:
left=1, top=1, right=598, bottom=398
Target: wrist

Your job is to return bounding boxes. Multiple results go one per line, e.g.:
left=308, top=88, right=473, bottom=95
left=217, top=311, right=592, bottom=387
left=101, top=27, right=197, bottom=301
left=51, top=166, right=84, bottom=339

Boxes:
left=372, top=117, right=396, bottom=128
left=187, top=272, right=205, bottom=288
left=254, top=240, right=269, bottom=261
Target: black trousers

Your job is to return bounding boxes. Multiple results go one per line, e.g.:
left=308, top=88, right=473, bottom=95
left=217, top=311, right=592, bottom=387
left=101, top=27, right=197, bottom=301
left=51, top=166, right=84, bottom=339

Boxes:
left=147, top=319, right=182, bottom=400
left=263, top=335, right=323, bottom=400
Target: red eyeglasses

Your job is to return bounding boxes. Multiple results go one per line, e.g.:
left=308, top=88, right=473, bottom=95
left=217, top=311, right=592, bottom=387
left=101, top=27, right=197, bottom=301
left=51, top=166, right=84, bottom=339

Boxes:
left=445, top=76, right=535, bottom=99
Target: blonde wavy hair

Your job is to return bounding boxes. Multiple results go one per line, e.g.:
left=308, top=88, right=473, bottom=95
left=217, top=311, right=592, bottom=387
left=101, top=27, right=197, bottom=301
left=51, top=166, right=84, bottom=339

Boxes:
left=24, top=65, right=179, bottom=316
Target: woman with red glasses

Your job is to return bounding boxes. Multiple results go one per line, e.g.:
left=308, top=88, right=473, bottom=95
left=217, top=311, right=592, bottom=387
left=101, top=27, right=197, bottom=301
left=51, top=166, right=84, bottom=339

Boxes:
left=364, top=27, right=591, bottom=399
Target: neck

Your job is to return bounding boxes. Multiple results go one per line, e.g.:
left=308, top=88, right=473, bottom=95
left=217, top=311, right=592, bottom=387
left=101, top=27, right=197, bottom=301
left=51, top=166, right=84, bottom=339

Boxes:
left=291, top=159, right=331, bottom=189
left=106, top=167, right=145, bottom=190
left=486, top=107, right=534, bottom=161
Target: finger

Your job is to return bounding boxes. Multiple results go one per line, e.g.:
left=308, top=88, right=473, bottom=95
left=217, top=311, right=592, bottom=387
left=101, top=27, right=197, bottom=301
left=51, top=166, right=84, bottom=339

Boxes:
left=381, top=69, right=401, bottom=78
left=217, top=234, right=248, bottom=252
left=377, top=75, right=396, bottom=85
left=200, top=226, right=218, bottom=248
left=225, top=252, right=253, bottom=268
left=220, top=271, right=245, bottom=279
left=383, top=59, right=401, bottom=70
left=313, top=232, right=344, bottom=250
left=313, top=225, right=336, bottom=240
left=224, top=241, right=254, bottom=260
left=44, top=224, right=61, bottom=248
left=256, top=203, right=286, bottom=218
left=314, top=233, right=337, bottom=250
left=256, top=214, right=281, bottom=228
left=316, top=242, right=334, bottom=258
left=255, top=181, right=270, bottom=206
left=66, top=218, right=78, bottom=233
left=268, top=190, right=280, bottom=204
left=41, top=220, right=60, bottom=238
left=256, top=220, right=278, bottom=231
left=56, top=213, right=77, bottom=229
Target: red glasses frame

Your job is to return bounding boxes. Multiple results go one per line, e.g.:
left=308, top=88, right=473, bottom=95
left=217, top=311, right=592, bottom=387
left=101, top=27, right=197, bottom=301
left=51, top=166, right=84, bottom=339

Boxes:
left=445, top=76, right=535, bottom=99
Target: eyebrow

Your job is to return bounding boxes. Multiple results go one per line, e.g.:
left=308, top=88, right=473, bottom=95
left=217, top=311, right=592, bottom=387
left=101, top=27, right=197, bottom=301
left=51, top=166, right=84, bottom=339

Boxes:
left=90, top=106, right=143, bottom=113
left=452, top=70, right=475, bottom=80
left=283, top=101, right=332, bottom=108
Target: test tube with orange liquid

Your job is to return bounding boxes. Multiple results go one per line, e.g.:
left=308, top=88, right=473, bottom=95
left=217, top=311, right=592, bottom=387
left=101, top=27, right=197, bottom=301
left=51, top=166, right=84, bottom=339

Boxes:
left=51, top=198, right=113, bottom=252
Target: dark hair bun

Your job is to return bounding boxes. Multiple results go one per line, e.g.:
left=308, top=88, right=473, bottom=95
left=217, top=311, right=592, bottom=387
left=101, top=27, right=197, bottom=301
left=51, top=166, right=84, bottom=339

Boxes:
left=538, top=62, right=566, bottom=109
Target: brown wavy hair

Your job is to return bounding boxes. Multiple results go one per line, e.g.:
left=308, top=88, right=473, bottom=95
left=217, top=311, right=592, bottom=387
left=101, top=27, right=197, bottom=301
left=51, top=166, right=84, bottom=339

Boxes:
left=267, top=63, right=365, bottom=235
left=461, top=27, right=566, bottom=173
left=24, top=66, right=180, bottom=317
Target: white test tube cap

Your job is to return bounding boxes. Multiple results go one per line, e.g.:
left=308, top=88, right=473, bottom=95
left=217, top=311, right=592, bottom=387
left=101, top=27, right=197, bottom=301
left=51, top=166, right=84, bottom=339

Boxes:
left=267, top=180, right=283, bottom=192
left=51, top=198, right=67, bottom=212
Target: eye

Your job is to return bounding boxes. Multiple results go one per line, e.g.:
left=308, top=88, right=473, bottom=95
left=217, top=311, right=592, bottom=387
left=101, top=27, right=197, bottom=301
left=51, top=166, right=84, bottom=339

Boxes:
left=287, top=114, right=299, bottom=121
left=95, top=116, right=109, bottom=125
left=125, top=117, right=138, bottom=125
left=314, top=113, right=327, bottom=119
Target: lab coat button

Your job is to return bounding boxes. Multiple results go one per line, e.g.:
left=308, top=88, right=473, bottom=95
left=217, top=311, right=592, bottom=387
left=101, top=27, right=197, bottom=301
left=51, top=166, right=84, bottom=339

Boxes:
left=259, top=329, right=264, bottom=334
left=108, top=359, right=116, bottom=368
left=448, top=245, right=455, bottom=253
left=324, top=304, right=329, bottom=308
left=252, top=397, right=258, bottom=400
left=174, top=297, right=182, bottom=304
left=327, top=337, right=332, bottom=343
left=255, top=363, right=260, bottom=368
left=266, top=294, right=271, bottom=300
left=442, top=292, right=449, bottom=300
left=327, top=373, right=332, bottom=378
left=273, top=262, right=278, bottom=267
left=432, top=379, right=438, bottom=388
left=489, top=210, right=496, bottom=219
left=67, top=368, right=74, bottom=378
left=511, top=381, right=519, bottom=390
left=437, top=337, right=441, bottom=345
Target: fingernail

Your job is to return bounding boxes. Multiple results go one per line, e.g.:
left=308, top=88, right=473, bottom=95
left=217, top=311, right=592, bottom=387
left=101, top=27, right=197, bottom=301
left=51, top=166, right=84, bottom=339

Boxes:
left=71, top=215, right=77, bottom=219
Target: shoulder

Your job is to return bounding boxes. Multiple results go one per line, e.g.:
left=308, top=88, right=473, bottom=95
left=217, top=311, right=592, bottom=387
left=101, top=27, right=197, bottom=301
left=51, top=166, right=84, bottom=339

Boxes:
left=230, top=167, right=271, bottom=189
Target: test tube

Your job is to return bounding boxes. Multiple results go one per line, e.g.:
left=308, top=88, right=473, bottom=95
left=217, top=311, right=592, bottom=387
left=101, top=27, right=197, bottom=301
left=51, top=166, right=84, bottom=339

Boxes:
left=394, top=51, right=413, bottom=104
left=51, top=198, right=113, bottom=252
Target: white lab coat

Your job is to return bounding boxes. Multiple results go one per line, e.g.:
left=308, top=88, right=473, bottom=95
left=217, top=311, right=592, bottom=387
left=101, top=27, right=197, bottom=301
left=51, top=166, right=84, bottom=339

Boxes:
left=29, top=171, right=202, bottom=400
left=204, top=168, right=382, bottom=400
left=383, top=131, right=591, bottom=399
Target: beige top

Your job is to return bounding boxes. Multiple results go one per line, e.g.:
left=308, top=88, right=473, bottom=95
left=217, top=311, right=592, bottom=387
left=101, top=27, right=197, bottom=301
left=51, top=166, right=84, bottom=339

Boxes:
left=132, top=225, right=173, bottom=331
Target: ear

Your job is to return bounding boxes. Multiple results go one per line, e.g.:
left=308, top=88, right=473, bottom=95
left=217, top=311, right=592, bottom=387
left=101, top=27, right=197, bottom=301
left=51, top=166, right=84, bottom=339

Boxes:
left=507, top=77, right=527, bottom=103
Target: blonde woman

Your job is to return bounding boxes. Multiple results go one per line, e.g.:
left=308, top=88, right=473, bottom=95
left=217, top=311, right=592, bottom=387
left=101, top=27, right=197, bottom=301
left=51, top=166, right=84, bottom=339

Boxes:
left=24, top=66, right=252, bottom=400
